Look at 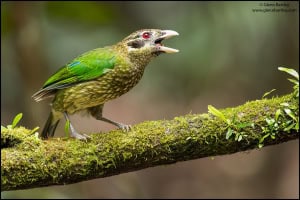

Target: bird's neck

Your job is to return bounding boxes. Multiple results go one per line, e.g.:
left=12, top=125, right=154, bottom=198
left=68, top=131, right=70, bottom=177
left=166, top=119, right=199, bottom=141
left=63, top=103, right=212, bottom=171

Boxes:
left=128, top=51, right=157, bottom=68
left=115, top=43, right=158, bottom=70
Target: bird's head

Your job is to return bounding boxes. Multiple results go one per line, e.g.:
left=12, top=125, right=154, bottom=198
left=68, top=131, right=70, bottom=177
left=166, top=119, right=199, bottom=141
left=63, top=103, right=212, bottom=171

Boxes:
left=120, top=29, right=179, bottom=57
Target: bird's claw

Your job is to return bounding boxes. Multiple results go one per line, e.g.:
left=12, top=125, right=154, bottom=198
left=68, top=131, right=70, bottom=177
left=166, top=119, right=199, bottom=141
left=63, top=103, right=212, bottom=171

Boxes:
left=118, top=124, right=132, bottom=132
left=71, top=131, right=91, bottom=141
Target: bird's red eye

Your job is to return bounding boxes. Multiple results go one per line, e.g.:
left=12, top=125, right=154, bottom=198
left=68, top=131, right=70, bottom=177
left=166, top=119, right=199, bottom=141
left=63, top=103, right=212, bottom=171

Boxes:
left=142, top=32, right=151, bottom=39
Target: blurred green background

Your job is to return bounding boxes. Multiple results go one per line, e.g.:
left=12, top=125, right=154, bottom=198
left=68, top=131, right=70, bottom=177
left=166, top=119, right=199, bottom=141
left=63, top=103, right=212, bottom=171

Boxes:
left=1, top=1, right=299, bottom=198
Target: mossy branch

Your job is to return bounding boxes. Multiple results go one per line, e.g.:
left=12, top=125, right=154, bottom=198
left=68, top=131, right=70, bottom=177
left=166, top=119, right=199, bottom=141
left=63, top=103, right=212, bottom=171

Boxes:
left=1, top=93, right=299, bottom=191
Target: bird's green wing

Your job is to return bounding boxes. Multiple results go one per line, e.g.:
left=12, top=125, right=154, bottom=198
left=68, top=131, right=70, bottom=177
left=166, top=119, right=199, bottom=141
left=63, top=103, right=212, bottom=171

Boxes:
left=42, top=48, right=116, bottom=90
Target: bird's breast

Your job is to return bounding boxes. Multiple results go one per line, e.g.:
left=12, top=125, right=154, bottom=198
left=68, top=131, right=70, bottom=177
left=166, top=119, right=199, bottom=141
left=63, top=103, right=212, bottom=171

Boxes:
left=100, top=64, right=145, bottom=95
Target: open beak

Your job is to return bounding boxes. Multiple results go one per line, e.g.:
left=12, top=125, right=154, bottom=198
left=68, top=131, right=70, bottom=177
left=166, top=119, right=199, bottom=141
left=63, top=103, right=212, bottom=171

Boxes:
left=155, top=30, right=179, bottom=53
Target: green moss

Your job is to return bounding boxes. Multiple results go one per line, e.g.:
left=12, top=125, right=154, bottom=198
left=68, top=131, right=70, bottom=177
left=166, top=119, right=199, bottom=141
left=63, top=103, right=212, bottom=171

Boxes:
left=1, top=94, right=298, bottom=191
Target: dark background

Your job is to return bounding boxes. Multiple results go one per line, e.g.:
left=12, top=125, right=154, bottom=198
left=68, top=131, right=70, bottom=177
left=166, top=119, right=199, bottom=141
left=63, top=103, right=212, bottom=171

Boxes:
left=1, top=1, right=299, bottom=198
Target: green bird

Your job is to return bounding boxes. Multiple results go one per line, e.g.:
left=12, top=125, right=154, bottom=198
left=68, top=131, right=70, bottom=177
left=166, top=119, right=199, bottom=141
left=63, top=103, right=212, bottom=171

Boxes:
left=32, top=29, right=179, bottom=140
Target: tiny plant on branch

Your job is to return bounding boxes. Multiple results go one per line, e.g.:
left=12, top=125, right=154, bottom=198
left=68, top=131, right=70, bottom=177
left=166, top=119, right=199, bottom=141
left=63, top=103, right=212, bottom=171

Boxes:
left=1, top=113, right=23, bottom=131
left=208, top=67, right=299, bottom=148
left=278, top=67, right=299, bottom=98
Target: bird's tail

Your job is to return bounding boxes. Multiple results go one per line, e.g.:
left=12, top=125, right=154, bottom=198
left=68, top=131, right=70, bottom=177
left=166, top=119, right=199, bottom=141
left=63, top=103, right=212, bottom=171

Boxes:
left=41, top=111, right=60, bottom=139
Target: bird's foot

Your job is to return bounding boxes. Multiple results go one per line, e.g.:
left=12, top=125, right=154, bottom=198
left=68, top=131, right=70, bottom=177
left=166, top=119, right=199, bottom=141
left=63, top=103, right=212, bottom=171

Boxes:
left=71, top=131, right=91, bottom=141
left=117, top=123, right=132, bottom=132
left=64, top=112, right=90, bottom=141
left=69, top=124, right=91, bottom=141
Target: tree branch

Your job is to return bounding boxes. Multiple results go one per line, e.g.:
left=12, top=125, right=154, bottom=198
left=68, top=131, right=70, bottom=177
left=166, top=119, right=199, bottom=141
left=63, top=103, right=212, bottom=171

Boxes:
left=1, top=93, right=298, bottom=191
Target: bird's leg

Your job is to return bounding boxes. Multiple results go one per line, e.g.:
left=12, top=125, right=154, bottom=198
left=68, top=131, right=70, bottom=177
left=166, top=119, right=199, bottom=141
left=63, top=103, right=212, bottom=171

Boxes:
left=63, top=112, right=90, bottom=140
left=88, top=105, right=131, bottom=131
